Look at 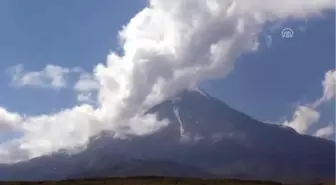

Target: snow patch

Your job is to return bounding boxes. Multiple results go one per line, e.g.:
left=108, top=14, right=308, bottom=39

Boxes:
left=173, top=108, right=185, bottom=136
left=173, top=107, right=190, bottom=142
left=173, top=107, right=205, bottom=143
left=188, top=87, right=210, bottom=98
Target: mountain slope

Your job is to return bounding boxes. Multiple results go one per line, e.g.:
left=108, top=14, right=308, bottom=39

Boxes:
left=0, top=90, right=334, bottom=184
left=0, top=176, right=303, bottom=185
left=134, top=90, right=335, bottom=183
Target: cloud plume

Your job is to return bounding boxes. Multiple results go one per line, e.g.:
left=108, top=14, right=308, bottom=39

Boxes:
left=314, top=123, right=335, bottom=138
left=283, top=69, right=335, bottom=137
left=0, top=0, right=334, bottom=163
left=74, top=72, right=100, bottom=103
left=313, top=70, right=336, bottom=108
left=283, top=106, right=320, bottom=134
left=0, top=107, right=22, bottom=133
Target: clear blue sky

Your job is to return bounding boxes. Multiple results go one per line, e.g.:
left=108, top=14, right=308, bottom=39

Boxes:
left=204, top=13, right=335, bottom=124
left=0, top=0, right=145, bottom=114
left=0, top=1, right=334, bottom=140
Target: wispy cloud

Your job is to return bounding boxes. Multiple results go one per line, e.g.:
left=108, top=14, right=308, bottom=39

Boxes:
left=283, top=70, right=335, bottom=138
left=6, top=64, right=77, bottom=89
left=312, top=70, right=336, bottom=108
left=283, top=106, right=320, bottom=134
left=314, top=123, right=335, bottom=138
left=0, top=107, right=22, bottom=133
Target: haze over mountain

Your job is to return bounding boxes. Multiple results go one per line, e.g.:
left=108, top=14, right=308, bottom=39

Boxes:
left=0, top=90, right=334, bottom=184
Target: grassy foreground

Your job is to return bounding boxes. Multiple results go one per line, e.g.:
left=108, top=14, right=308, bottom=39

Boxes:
left=0, top=177, right=332, bottom=185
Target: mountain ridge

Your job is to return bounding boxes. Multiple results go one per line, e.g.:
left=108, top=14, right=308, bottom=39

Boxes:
left=0, top=90, right=334, bottom=184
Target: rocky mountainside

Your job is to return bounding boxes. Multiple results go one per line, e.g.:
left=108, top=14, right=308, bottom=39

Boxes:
left=0, top=90, right=334, bottom=184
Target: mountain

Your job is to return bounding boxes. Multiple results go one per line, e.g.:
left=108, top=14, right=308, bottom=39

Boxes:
left=0, top=176, right=308, bottom=185
left=0, top=90, right=334, bottom=184
left=0, top=148, right=211, bottom=181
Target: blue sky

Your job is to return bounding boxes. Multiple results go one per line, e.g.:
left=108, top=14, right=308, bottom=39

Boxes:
left=205, top=13, right=335, bottom=124
left=0, top=0, right=145, bottom=114
left=0, top=0, right=334, bottom=147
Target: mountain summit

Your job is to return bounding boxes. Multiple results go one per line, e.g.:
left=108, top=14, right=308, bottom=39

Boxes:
left=0, top=90, right=334, bottom=183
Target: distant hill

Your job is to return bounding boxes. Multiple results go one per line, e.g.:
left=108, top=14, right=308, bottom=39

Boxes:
left=0, top=176, right=329, bottom=185
left=0, top=90, right=334, bottom=184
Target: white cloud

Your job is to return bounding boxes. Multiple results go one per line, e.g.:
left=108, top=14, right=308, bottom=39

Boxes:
left=77, top=93, right=95, bottom=104
left=0, top=107, right=22, bottom=133
left=284, top=70, right=335, bottom=136
left=0, top=0, right=334, bottom=163
left=74, top=73, right=99, bottom=103
left=283, top=106, right=320, bottom=134
left=314, top=123, right=335, bottom=139
left=313, top=70, right=336, bottom=108
left=7, top=64, right=74, bottom=89
left=7, top=64, right=101, bottom=103
left=75, top=73, right=99, bottom=92
left=322, top=70, right=336, bottom=101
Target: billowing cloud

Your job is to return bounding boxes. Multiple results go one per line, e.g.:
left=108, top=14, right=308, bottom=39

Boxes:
left=7, top=64, right=77, bottom=89
left=7, top=63, right=101, bottom=103
left=0, top=105, right=97, bottom=162
left=0, top=107, right=22, bottom=133
left=0, top=0, right=334, bottom=163
left=314, top=123, right=335, bottom=138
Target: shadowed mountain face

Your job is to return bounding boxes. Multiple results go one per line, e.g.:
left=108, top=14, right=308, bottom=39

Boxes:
left=0, top=90, right=334, bottom=184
